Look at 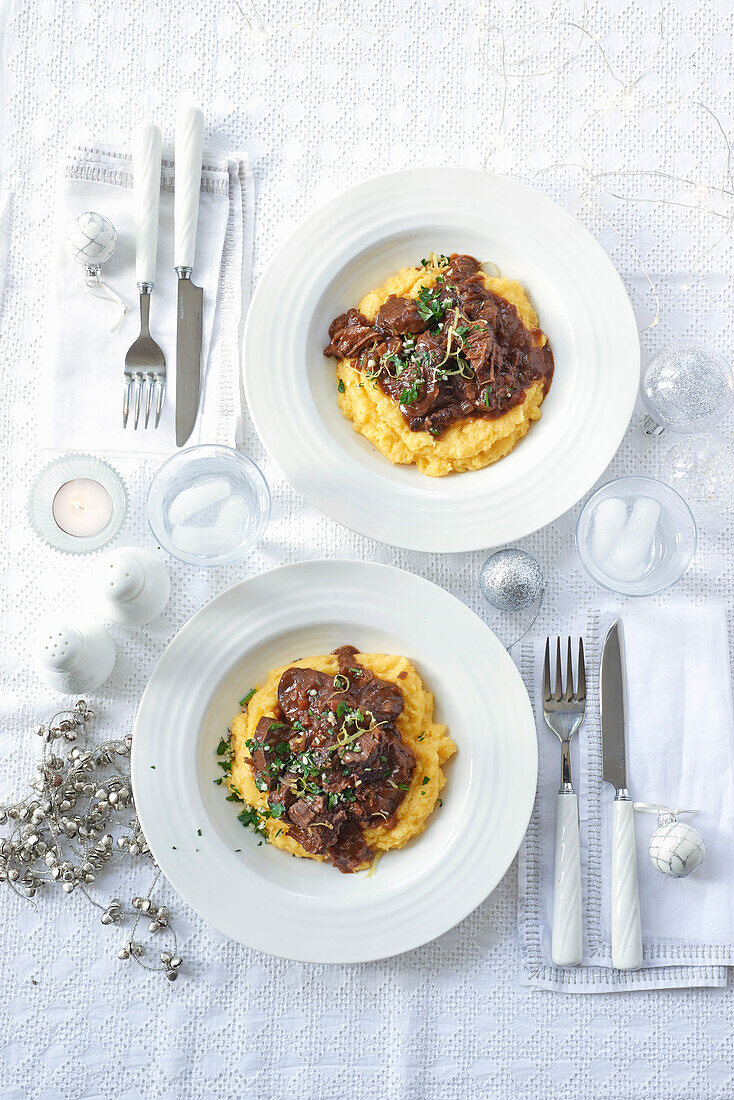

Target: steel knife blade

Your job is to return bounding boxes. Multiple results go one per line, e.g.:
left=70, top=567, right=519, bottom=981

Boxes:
left=174, top=106, right=205, bottom=448
left=600, top=618, right=628, bottom=791
left=175, top=276, right=203, bottom=447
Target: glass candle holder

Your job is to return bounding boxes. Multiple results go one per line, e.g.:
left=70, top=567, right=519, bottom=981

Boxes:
left=29, top=455, right=127, bottom=554
left=147, top=445, right=271, bottom=568
left=576, top=476, right=697, bottom=597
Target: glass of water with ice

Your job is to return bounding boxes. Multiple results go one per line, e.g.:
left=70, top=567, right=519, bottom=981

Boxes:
left=147, top=445, right=271, bottom=567
left=576, top=476, right=697, bottom=596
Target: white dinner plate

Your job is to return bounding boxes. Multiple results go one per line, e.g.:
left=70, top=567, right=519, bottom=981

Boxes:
left=132, top=560, right=537, bottom=963
left=243, top=168, right=639, bottom=552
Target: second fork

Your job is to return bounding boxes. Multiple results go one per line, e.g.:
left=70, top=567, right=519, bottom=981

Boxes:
left=543, top=636, right=586, bottom=967
left=124, top=123, right=166, bottom=429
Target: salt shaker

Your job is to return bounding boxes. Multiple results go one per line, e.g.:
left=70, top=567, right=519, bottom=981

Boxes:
left=97, top=546, right=171, bottom=627
left=35, top=619, right=115, bottom=695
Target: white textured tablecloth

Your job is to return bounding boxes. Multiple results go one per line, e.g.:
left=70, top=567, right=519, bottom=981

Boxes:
left=0, top=1, right=733, bottom=1098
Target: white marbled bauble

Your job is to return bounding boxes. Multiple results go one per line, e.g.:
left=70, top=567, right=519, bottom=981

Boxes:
left=648, top=819, right=706, bottom=878
left=65, top=211, right=118, bottom=271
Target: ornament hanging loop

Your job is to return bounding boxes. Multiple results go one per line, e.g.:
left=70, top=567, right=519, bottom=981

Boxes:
left=84, top=263, right=102, bottom=287
left=641, top=415, right=665, bottom=436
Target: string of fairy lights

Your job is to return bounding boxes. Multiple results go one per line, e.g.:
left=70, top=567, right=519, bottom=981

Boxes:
left=475, top=0, right=733, bottom=334
left=231, top=0, right=732, bottom=340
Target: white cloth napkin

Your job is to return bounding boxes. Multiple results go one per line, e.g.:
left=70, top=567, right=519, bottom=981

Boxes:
left=518, top=604, right=734, bottom=992
left=42, top=143, right=253, bottom=455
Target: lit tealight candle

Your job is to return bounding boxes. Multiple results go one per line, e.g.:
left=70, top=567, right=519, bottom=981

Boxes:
left=52, top=478, right=113, bottom=538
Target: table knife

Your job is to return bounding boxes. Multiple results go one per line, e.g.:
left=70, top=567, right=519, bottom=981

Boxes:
left=174, top=106, right=204, bottom=448
left=600, top=618, right=643, bottom=970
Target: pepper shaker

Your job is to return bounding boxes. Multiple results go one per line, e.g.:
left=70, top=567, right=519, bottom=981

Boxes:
left=35, top=619, right=115, bottom=695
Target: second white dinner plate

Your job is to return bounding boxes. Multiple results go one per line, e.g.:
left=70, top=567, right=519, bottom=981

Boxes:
left=132, top=559, right=537, bottom=963
left=243, top=168, right=639, bottom=552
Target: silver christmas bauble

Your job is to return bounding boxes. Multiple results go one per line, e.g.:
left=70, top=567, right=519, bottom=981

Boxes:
left=648, top=814, right=706, bottom=878
left=65, top=211, right=118, bottom=276
left=665, top=435, right=734, bottom=513
left=479, top=549, right=544, bottom=611
left=641, top=343, right=734, bottom=434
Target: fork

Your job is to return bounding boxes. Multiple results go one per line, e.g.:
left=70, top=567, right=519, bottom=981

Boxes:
left=124, top=124, right=166, bottom=429
left=542, top=636, right=586, bottom=967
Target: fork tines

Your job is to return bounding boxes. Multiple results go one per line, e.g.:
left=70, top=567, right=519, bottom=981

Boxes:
left=542, top=636, right=586, bottom=706
left=123, top=373, right=166, bottom=430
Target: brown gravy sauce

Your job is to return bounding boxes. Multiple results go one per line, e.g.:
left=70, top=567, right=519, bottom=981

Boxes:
left=246, top=646, right=415, bottom=873
left=324, top=254, right=554, bottom=436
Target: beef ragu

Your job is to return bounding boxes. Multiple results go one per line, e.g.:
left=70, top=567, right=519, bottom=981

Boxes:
left=324, top=253, right=554, bottom=437
left=244, top=646, right=415, bottom=873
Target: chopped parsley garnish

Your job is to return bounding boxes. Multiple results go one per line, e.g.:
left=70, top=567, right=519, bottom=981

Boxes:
left=337, top=378, right=346, bottom=394
left=215, top=737, right=234, bottom=778
left=415, top=284, right=447, bottom=325
left=237, top=805, right=264, bottom=832
left=400, top=378, right=423, bottom=406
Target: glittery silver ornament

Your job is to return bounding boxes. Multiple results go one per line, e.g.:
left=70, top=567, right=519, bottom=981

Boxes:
left=479, top=549, right=545, bottom=611
left=641, top=343, right=734, bottom=435
left=647, top=811, right=706, bottom=878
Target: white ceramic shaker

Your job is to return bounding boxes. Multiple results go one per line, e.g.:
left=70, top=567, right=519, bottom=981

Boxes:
left=35, top=620, right=115, bottom=694
left=97, top=546, right=171, bottom=627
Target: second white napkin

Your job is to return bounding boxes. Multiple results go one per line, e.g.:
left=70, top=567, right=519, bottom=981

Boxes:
left=43, top=143, right=253, bottom=455
left=518, top=604, right=734, bottom=991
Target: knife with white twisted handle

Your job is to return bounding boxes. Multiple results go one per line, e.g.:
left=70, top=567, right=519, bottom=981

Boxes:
left=174, top=106, right=204, bottom=447
left=600, top=618, right=643, bottom=970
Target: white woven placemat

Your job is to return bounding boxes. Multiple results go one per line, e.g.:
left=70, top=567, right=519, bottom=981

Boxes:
left=0, top=1, right=732, bottom=1097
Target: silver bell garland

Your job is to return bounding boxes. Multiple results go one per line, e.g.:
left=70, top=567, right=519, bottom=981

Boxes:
left=0, top=700, right=182, bottom=981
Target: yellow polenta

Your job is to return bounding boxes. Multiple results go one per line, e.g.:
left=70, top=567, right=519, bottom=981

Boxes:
left=229, top=651, right=456, bottom=869
left=336, top=264, right=548, bottom=477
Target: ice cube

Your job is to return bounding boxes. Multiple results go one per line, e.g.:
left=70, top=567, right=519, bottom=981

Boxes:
left=604, top=497, right=661, bottom=580
left=590, top=497, right=628, bottom=562
left=168, top=478, right=231, bottom=526
left=214, top=495, right=249, bottom=530
left=170, top=523, right=242, bottom=557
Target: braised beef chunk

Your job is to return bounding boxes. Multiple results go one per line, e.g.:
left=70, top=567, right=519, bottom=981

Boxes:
left=323, top=309, right=380, bottom=360
left=249, top=717, right=290, bottom=791
left=444, top=254, right=481, bottom=281
left=374, top=295, right=428, bottom=336
left=246, top=647, right=416, bottom=872
left=324, top=253, right=553, bottom=436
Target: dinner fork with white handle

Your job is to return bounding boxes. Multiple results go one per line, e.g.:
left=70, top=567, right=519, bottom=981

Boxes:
left=542, top=637, right=586, bottom=967
left=124, top=123, right=166, bottom=429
